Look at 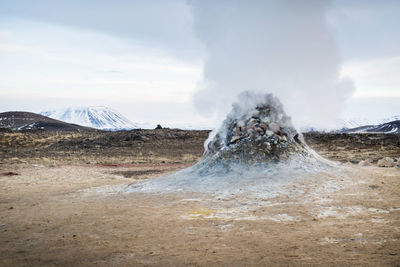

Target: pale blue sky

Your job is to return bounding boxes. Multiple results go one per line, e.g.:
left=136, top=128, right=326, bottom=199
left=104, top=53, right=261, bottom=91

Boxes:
left=0, top=0, right=398, bottom=128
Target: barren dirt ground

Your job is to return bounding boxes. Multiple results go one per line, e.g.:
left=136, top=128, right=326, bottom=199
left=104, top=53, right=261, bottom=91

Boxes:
left=0, top=131, right=399, bottom=266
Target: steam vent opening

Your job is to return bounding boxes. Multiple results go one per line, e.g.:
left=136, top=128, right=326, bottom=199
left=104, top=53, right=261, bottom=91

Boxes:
left=126, top=92, right=334, bottom=196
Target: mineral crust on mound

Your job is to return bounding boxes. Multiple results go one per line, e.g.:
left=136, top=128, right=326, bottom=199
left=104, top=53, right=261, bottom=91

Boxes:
left=204, top=92, right=312, bottom=164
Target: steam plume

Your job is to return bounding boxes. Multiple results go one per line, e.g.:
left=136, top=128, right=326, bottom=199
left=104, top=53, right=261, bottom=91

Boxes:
left=189, top=0, right=354, bottom=129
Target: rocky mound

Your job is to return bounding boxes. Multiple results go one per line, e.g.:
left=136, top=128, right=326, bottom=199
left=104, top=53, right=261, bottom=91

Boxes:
left=127, top=92, right=330, bottom=195
left=204, top=92, right=310, bottom=164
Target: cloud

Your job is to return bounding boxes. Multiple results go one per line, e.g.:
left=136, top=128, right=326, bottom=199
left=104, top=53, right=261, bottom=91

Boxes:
left=341, top=56, right=400, bottom=97
left=0, top=19, right=202, bottom=104
left=0, top=0, right=202, bottom=60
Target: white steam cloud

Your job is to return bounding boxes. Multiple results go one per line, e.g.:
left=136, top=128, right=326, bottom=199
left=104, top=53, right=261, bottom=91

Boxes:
left=189, top=0, right=354, bottom=129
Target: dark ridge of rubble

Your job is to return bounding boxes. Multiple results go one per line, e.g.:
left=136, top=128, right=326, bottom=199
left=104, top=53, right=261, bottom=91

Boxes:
left=303, top=132, right=400, bottom=164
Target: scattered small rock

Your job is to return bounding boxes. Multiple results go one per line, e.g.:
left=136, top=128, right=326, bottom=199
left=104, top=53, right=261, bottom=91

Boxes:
left=264, top=142, right=271, bottom=150
left=235, top=127, right=241, bottom=135
left=358, top=159, right=373, bottom=167
left=368, top=185, right=380, bottom=190
left=255, top=127, right=263, bottom=133
left=377, top=157, right=396, bottom=167
left=1, top=172, right=19, bottom=176
left=278, top=135, right=287, bottom=142
left=237, top=121, right=245, bottom=128
left=230, top=135, right=241, bottom=144
left=261, top=117, right=270, bottom=124
left=268, top=122, right=280, bottom=133
left=265, top=130, right=274, bottom=137
left=248, top=118, right=257, bottom=126
left=259, top=123, right=267, bottom=131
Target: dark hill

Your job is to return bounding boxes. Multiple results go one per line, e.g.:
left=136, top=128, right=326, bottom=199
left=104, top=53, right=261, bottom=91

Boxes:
left=0, top=111, right=96, bottom=132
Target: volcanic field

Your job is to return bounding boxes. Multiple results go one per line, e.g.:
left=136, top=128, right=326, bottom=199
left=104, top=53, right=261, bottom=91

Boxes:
left=0, top=112, right=399, bottom=265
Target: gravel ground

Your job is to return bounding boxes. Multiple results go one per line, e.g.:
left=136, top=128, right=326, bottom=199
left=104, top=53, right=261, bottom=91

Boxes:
left=0, top=130, right=399, bottom=266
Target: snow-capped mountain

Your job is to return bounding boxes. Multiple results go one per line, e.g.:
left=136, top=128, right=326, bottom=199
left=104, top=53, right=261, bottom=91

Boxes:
left=40, top=106, right=138, bottom=131
left=343, top=120, right=400, bottom=134
left=340, top=119, right=373, bottom=129
left=299, top=115, right=400, bottom=133
left=340, top=116, right=400, bottom=130
left=381, top=115, right=400, bottom=124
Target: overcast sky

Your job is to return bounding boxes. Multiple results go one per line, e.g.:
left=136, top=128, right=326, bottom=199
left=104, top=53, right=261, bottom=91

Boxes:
left=0, top=0, right=399, bottom=128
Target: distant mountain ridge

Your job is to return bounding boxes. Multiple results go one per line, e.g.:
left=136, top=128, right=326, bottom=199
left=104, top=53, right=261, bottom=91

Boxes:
left=300, top=115, right=400, bottom=133
left=0, top=111, right=94, bottom=131
left=340, top=115, right=400, bottom=129
left=40, top=106, right=138, bottom=131
left=342, top=120, right=400, bottom=134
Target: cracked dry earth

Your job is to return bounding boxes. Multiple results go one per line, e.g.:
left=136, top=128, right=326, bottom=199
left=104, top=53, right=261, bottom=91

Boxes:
left=0, top=162, right=399, bottom=266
